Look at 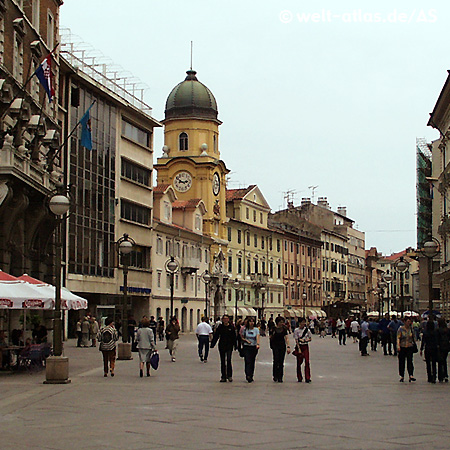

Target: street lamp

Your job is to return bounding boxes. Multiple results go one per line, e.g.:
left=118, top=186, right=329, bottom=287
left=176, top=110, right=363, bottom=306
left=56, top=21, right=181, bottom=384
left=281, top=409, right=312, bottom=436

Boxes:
left=260, top=285, right=266, bottom=320
left=232, top=278, right=240, bottom=322
left=394, top=257, right=409, bottom=319
left=165, top=256, right=180, bottom=319
left=382, top=271, right=393, bottom=316
left=419, top=237, right=440, bottom=317
left=117, top=233, right=135, bottom=345
left=377, top=282, right=387, bottom=318
left=45, top=185, right=72, bottom=384
left=201, top=270, right=211, bottom=318
left=302, top=292, right=307, bottom=318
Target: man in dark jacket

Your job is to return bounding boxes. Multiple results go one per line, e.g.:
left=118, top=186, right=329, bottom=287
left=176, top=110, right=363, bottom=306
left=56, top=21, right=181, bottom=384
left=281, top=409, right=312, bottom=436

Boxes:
left=211, top=314, right=237, bottom=382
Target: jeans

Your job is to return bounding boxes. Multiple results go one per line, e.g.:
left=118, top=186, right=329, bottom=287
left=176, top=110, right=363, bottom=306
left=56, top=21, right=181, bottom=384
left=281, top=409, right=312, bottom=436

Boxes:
left=296, top=344, right=311, bottom=381
left=370, top=331, right=378, bottom=351
left=102, top=349, right=116, bottom=375
left=398, top=347, right=414, bottom=377
left=391, top=332, right=398, bottom=355
left=243, top=345, right=258, bottom=380
left=381, top=332, right=392, bottom=355
left=425, top=348, right=438, bottom=382
left=359, top=336, right=369, bottom=355
left=338, top=329, right=346, bottom=345
left=219, top=348, right=233, bottom=380
left=198, top=335, right=210, bottom=360
left=272, top=346, right=286, bottom=381
left=438, top=350, right=449, bottom=381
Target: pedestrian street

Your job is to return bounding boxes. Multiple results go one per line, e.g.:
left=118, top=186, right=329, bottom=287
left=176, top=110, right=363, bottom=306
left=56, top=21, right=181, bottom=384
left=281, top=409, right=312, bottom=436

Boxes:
left=0, top=333, right=449, bottom=450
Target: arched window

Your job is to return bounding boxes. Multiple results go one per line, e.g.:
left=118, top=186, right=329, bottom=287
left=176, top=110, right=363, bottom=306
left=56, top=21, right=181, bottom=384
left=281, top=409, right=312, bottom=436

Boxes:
left=179, top=132, right=188, bottom=151
left=213, top=135, right=217, bottom=153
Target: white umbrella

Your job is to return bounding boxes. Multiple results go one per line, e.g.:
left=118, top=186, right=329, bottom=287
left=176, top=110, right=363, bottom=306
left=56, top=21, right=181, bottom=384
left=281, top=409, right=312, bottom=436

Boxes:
left=0, top=280, right=53, bottom=309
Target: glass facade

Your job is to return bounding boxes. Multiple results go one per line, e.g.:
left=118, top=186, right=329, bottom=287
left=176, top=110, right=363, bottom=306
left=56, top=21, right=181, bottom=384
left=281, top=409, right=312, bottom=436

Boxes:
left=68, top=87, right=117, bottom=277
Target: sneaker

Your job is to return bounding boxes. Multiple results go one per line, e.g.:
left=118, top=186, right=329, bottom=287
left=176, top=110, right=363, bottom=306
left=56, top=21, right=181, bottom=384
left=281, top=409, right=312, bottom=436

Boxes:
left=305, top=379, right=311, bottom=383
left=220, top=378, right=227, bottom=382
left=171, top=357, right=176, bottom=362
left=104, top=373, right=107, bottom=377
left=445, top=378, right=449, bottom=383
left=110, top=372, right=114, bottom=377
left=200, top=356, right=204, bottom=362
left=228, top=377, right=233, bottom=382
left=203, top=359, right=207, bottom=363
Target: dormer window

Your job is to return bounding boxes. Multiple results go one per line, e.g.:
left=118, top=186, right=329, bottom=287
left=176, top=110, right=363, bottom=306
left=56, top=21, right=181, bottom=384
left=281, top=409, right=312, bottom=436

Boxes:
left=179, top=132, right=188, bottom=151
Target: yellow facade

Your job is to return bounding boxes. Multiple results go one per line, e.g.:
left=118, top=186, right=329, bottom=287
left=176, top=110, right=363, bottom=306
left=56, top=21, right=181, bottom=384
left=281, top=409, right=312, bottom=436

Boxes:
left=155, top=119, right=229, bottom=244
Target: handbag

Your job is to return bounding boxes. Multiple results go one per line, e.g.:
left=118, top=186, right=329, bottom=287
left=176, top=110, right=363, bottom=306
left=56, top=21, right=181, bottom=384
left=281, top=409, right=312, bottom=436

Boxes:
left=149, top=351, right=159, bottom=370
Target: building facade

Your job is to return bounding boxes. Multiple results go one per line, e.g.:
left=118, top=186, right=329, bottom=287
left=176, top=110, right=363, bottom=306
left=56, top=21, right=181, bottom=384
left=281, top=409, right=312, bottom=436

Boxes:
left=59, top=36, right=160, bottom=331
left=225, top=185, right=284, bottom=319
left=151, top=184, right=212, bottom=330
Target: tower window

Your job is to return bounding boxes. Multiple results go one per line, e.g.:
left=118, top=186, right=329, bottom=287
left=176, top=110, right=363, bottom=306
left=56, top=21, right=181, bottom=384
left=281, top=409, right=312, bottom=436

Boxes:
left=213, top=135, right=217, bottom=153
left=179, top=132, right=188, bottom=151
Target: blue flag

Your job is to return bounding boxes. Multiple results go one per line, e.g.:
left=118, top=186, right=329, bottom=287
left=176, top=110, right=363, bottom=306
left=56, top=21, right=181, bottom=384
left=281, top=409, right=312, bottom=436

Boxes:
left=80, top=104, right=93, bottom=150
left=34, top=54, right=54, bottom=102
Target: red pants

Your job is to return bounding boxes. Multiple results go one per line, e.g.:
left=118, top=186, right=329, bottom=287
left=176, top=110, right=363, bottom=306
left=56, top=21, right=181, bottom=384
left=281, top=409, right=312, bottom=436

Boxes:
left=296, top=344, right=311, bottom=381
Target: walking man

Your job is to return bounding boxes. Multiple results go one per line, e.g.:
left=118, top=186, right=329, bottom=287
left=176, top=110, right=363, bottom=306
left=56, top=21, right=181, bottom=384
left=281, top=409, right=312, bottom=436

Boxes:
left=196, top=316, right=213, bottom=362
left=360, top=315, right=370, bottom=356
left=379, top=313, right=392, bottom=355
left=388, top=315, right=403, bottom=356
left=350, top=318, right=360, bottom=343
left=210, top=314, right=237, bottom=382
left=337, top=317, right=346, bottom=345
left=368, top=318, right=379, bottom=351
left=98, top=317, right=119, bottom=377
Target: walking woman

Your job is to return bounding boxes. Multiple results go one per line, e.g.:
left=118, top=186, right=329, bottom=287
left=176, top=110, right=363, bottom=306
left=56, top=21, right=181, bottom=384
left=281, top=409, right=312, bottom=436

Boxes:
left=436, top=318, right=449, bottom=382
left=294, top=317, right=312, bottom=383
left=136, top=317, right=156, bottom=377
left=210, top=314, right=237, bottom=382
left=420, top=319, right=438, bottom=383
left=397, top=317, right=416, bottom=382
left=269, top=316, right=291, bottom=382
left=240, top=317, right=260, bottom=383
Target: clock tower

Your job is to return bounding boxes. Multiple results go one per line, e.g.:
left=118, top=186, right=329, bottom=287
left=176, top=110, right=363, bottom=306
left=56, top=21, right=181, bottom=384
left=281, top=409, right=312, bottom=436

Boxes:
left=155, top=69, right=229, bottom=244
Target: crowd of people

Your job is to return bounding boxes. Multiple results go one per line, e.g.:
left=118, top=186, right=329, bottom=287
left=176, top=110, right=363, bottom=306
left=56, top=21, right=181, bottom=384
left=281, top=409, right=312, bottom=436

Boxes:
left=90, top=311, right=449, bottom=385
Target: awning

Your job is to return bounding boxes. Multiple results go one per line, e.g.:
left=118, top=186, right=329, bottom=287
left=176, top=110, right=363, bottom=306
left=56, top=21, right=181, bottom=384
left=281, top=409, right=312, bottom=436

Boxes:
left=246, top=307, right=257, bottom=316
left=238, top=307, right=249, bottom=316
left=305, top=309, right=316, bottom=318
left=293, top=309, right=303, bottom=317
left=284, top=309, right=292, bottom=317
left=225, top=307, right=235, bottom=316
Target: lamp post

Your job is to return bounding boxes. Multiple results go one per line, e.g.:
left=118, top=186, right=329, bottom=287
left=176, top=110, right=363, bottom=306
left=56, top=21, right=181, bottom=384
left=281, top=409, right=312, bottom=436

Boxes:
left=45, top=185, right=71, bottom=384
left=260, top=286, right=266, bottom=320
left=117, top=233, right=135, bottom=345
left=302, top=292, right=307, bottom=318
left=382, top=271, right=393, bottom=316
left=419, top=237, right=440, bottom=317
left=394, top=257, right=409, bottom=319
left=201, top=270, right=211, bottom=318
left=378, top=282, right=387, bottom=318
left=165, top=256, right=180, bottom=319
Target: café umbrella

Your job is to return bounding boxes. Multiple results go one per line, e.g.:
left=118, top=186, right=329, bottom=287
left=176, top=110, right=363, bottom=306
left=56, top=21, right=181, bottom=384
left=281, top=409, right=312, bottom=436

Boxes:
left=17, top=274, right=88, bottom=310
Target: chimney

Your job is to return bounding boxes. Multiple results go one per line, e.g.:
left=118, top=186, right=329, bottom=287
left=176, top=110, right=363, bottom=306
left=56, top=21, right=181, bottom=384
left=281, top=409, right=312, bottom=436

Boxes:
left=337, top=206, right=347, bottom=217
left=301, top=198, right=311, bottom=207
left=287, top=201, right=294, bottom=209
left=317, top=197, right=330, bottom=209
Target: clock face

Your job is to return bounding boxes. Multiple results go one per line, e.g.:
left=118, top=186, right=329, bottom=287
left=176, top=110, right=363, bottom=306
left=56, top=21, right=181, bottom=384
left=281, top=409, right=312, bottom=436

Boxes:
left=213, top=173, right=220, bottom=196
left=173, top=171, right=192, bottom=192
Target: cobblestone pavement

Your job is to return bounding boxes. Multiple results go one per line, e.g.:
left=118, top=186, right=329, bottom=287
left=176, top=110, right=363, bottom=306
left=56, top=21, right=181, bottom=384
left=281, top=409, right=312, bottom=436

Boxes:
left=1, top=333, right=449, bottom=450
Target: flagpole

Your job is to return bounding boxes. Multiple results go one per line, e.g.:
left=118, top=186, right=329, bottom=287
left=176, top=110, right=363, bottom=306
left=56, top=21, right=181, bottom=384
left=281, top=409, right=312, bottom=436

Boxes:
left=0, top=43, right=59, bottom=121
left=47, top=99, right=96, bottom=169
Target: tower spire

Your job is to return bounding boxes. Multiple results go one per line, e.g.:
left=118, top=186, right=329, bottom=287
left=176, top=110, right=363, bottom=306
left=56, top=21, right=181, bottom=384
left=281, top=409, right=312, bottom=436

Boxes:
left=190, top=41, right=193, bottom=70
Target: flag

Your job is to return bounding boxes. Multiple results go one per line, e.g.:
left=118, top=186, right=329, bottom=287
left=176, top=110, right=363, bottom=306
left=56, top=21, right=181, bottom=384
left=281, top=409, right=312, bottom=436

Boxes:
left=34, top=54, right=54, bottom=102
left=80, top=104, right=94, bottom=150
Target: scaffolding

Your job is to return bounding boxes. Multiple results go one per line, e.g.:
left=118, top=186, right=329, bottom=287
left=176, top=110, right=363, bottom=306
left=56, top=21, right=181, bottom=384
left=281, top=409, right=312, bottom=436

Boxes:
left=416, top=137, right=432, bottom=248
left=59, top=28, right=152, bottom=113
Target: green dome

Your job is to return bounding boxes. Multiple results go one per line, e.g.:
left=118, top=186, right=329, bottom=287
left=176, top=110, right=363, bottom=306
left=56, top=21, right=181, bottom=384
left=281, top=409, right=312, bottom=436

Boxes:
left=165, top=70, right=218, bottom=120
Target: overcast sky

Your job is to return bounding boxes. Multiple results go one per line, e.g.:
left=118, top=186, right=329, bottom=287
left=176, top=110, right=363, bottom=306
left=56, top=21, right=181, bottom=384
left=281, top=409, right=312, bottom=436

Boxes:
left=60, top=0, right=448, bottom=255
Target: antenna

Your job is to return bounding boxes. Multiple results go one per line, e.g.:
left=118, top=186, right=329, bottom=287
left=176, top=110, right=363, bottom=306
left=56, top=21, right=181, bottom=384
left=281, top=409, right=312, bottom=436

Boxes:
left=308, top=185, right=319, bottom=203
left=190, top=41, right=193, bottom=70
left=283, top=190, right=297, bottom=208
